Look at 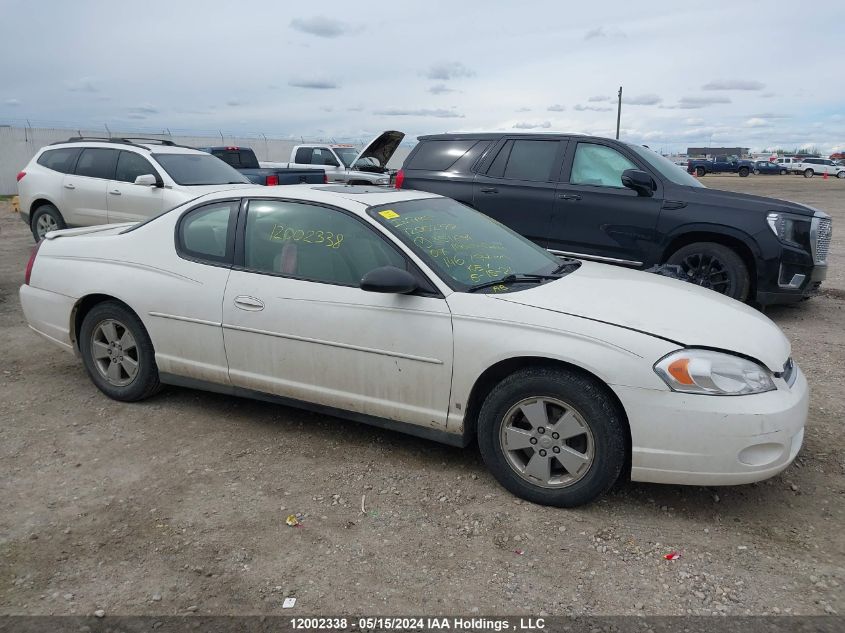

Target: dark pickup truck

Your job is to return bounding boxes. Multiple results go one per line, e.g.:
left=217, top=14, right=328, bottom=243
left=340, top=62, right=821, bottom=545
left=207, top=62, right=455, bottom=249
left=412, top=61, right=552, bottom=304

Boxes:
left=199, top=146, right=326, bottom=186
left=396, top=132, right=831, bottom=306
left=687, top=155, right=755, bottom=177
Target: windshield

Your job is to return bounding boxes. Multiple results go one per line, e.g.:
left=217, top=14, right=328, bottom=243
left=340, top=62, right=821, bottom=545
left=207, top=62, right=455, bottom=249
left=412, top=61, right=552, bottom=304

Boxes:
left=334, top=147, right=359, bottom=168
left=153, top=153, right=249, bottom=186
left=625, top=144, right=705, bottom=188
left=368, top=197, right=568, bottom=292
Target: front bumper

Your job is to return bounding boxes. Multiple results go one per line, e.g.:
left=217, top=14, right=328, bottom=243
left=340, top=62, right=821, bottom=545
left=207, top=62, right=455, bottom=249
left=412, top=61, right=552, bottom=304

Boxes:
left=614, top=365, right=808, bottom=486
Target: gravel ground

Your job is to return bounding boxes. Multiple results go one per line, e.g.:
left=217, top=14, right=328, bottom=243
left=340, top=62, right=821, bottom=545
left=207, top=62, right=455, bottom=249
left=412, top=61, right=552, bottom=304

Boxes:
left=1, top=176, right=843, bottom=617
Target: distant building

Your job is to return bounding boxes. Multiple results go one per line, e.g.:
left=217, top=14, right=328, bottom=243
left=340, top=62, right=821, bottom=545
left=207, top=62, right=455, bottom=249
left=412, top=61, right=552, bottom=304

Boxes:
left=686, top=147, right=750, bottom=158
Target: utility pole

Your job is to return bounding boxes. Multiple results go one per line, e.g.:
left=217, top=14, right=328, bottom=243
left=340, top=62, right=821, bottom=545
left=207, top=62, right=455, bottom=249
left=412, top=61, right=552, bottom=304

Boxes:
left=616, top=86, right=622, bottom=140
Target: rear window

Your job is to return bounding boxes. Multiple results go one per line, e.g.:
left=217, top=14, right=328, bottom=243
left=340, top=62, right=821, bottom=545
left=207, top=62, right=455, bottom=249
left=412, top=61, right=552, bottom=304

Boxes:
left=37, top=148, right=81, bottom=174
left=406, top=140, right=477, bottom=171
left=152, top=153, right=249, bottom=186
left=212, top=149, right=260, bottom=169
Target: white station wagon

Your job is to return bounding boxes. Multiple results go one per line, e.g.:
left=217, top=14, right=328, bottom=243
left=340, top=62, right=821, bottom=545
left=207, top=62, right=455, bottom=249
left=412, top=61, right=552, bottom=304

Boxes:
left=20, top=185, right=808, bottom=506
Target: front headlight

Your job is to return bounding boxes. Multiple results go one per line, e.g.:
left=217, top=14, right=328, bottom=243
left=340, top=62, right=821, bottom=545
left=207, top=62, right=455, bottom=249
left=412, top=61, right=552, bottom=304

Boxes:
left=654, top=349, right=775, bottom=395
left=376, top=178, right=389, bottom=185
left=766, top=212, right=810, bottom=246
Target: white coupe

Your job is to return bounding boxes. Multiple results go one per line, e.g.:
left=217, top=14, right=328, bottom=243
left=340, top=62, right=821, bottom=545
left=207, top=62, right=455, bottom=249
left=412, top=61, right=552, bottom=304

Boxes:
left=20, top=185, right=808, bottom=506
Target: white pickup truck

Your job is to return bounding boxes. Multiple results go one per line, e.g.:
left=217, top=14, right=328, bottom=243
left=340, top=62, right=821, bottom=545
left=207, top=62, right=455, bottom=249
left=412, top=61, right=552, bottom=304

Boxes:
left=262, top=130, right=405, bottom=186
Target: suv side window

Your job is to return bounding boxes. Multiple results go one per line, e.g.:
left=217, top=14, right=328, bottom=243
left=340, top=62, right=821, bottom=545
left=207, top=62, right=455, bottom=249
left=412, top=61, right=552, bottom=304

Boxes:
left=407, top=140, right=477, bottom=171
left=37, top=148, right=82, bottom=173
left=115, top=151, right=159, bottom=183
left=177, top=201, right=238, bottom=264
left=570, top=143, right=638, bottom=188
left=74, top=148, right=119, bottom=180
left=244, top=199, right=405, bottom=286
left=501, top=140, right=559, bottom=182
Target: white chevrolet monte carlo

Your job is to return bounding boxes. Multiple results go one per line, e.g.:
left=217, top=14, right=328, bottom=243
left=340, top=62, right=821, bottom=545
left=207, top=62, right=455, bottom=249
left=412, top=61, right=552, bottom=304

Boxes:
left=19, top=185, right=808, bottom=507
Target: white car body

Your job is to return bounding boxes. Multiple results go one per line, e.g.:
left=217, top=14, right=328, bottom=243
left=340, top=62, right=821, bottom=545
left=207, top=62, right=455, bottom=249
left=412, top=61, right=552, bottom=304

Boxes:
left=793, top=158, right=845, bottom=178
left=19, top=185, right=807, bottom=492
left=17, top=138, right=253, bottom=237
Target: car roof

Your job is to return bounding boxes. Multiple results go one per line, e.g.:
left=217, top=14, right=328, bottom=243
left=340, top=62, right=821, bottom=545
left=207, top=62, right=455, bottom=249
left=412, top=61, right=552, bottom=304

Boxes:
left=191, top=184, right=440, bottom=214
left=416, top=131, right=587, bottom=141
left=44, top=139, right=207, bottom=155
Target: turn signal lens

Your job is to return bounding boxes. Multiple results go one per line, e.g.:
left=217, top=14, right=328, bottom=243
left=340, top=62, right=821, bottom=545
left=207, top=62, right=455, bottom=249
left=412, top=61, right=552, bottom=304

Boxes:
left=667, top=358, right=694, bottom=385
left=654, top=349, right=776, bottom=396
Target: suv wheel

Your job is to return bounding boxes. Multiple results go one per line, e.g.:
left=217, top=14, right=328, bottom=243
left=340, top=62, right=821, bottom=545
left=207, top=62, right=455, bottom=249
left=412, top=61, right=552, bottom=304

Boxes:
left=667, top=242, right=750, bottom=302
left=79, top=301, right=161, bottom=402
left=477, top=367, right=626, bottom=507
left=804, top=168, right=814, bottom=178
left=31, top=204, right=65, bottom=242
left=738, top=167, right=750, bottom=177
left=837, top=171, right=845, bottom=179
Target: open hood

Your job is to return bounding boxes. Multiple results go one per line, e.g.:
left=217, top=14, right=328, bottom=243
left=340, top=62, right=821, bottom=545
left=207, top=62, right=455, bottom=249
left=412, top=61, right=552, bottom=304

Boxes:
left=353, top=130, right=405, bottom=169
left=493, top=261, right=791, bottom=371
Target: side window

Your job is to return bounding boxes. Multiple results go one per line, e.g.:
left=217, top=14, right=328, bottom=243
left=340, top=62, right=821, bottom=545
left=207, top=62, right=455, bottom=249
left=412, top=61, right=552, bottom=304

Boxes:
left=244, top=199, right=406, bottom=286
left=486, top=141, right=513, bottom=178
left=74, top=148, right=119, bottom=180
left=115, top=151, right=159, bottom=183
left=570, top=143, right=638, bottom=188
left=37, top=148, right=81, bottom=173
left=177, top=201, right=237, bottom=264
left=294, top=147, right=312, bottom=164
left=407, top=140, right=478, bottom=171
left=502, top=140, right=559, bottom=182
left=312, top=148, right=339, bottom=167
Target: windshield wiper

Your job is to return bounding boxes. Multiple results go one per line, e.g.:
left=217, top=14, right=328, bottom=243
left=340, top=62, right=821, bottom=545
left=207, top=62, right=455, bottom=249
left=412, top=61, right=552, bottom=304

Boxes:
left=551, top=258, right=581, bottom=274
left=467, top=273, right=560, bottom=293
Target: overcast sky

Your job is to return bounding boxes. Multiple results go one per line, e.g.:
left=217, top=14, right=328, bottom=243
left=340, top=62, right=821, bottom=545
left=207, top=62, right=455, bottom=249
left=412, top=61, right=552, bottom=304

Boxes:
left=1, top=0, right=842, bottom=154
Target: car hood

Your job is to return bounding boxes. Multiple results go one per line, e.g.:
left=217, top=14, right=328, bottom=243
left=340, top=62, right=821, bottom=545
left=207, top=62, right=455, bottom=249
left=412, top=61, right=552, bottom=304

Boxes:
left=180, top=183, right=255, bottom=194
left=353, top=130, right=405, bottom=168
left=493, top=261, right=790, bottom=371
left=684, top=185, right=817, bottom=217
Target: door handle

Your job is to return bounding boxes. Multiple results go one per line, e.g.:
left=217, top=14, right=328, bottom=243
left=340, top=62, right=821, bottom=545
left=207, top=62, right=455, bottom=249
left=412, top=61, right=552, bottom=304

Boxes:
left=109, top=189, right=122, bottom=195
left=479, top=187, right=499, bottom=194
left=234, top=295, right=265, bottom=311
left=558, top=193, right=581, bottom=201
left=64, top=183, right=76, bottom=190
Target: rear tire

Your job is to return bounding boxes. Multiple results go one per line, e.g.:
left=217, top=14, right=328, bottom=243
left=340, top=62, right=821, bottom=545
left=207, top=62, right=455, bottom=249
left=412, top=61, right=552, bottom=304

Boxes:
left=804, top=169, right=814, bottom=178
left=753, top=168, right=760, bottom=175
left=738, top=167, right=750, bottom=177
left=79, top=301, right=161, bottom=402
left=780, top=169, right=787, bottom=175
left=837, top=171, right=845, bottom=179
left=477, top=367, right=626, bottom=508
left=695, top=166, right=706, bottom=177
left=667, top=242, right=750, bottom=302
left=30, top=204, right=65, bottom=242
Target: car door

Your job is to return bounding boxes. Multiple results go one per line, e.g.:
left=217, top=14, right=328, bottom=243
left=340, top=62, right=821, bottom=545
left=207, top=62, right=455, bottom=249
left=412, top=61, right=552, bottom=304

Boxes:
left=549, top=140, right=663, bottom=266
left=471, top=138, right=564, bottom=248
left=222, top=198, right=454, bottom=429
left=106, top=150, right=165, bottom=223
left=62, top=148, right=117, bottom=226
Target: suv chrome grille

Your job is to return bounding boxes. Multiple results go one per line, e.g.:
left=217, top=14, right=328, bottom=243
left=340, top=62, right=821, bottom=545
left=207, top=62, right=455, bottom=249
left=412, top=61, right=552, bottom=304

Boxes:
left=814, top=217, right=832, bottom=264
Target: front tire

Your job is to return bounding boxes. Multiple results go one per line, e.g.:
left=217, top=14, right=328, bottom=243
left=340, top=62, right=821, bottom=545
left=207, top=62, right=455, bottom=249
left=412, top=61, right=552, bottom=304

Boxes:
left=79, top=301, right=161, bottom=401
left=667, top=242, right=750, bottom=301
left=804, top=169, right=814, bottom=178
left=30, top=204, right=65, bottom=242
left=477, top=367, right=626, bottom=507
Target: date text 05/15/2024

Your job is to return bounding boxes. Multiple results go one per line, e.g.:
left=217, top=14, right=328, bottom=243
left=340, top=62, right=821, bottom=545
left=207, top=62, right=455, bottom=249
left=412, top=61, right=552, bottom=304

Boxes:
left=290, top=617, right=546, bottom=631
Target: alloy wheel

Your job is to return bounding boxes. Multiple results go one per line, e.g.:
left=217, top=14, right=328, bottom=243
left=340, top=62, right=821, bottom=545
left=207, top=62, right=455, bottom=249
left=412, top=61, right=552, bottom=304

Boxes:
left=35, top=214, right=58, bottom=238
left=678, top=252, right=732, bottom=294
left=90, top=319, right=139, bottom=387
left=499, top=397, right=595, bottom=489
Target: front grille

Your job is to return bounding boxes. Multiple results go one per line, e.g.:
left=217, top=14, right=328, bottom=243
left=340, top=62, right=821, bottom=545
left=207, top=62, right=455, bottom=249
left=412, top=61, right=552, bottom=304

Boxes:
left=815, top=217, right=832, bottom=264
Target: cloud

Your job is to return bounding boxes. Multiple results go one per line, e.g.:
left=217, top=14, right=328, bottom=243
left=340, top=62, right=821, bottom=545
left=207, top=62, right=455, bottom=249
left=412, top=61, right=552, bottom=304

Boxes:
left=584, top=26, right=625, bottom=40
left=662, top=95, right=732, bottom=109
left=126, top=113, right=147, bottom=120
left=745, top=117, right=770, bottom=128
left=428, top=83, right=456, bottom=95
left=574, top=104, right=613, bottom=112
left=65, top=77, right=100, bottom=93
left=760, top=92, right=776, bottom=98
left=702, top=79, right=765, bottom=91
left=289, top=16, right=356, bottom=38
left=374, top=108, right=464, bottom=118
left=513, top=121, right=551, bottom=129
left=225, top=99, right=241, bottom=107
left=684, top=117, right=704, bottom=125
left=588, top=95, right=611, bottom=102
left=425, top=62, right=474, bottom=81
left=347, top=105, right=364, bottom=112
left=625, top=93, right=662, bottom=106
left=515, top=107, right=531, bottom=112
left=547, top=104, right=566, bottom=112
left=4, top=98, right=20, bottom=106
left=288, top=78, right=339, bottom=89
left=129, top=103, right=158, bottom=114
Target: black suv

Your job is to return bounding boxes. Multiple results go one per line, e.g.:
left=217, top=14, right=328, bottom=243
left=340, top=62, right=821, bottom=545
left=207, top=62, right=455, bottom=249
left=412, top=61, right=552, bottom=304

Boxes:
left=396, top=133, right=831, bottom=305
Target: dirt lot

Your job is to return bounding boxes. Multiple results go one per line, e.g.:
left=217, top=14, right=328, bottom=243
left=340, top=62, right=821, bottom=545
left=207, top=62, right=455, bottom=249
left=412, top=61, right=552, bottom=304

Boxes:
left=1, top=176, right=843, bottom=617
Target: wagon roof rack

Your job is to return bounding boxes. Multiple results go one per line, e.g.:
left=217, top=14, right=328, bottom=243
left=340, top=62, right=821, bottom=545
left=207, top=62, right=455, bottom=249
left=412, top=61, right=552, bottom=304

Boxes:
left=52, top=136, right=195, bottom=150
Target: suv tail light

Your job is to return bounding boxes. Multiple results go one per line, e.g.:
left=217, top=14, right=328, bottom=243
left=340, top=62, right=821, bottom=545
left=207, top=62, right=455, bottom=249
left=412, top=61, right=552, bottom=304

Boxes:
left=25, top=240, right=42, bottom=285
left=395, top=169, right=405, bottom=189
left=323, top=173, right=328, bottom=184
left=266, top=174, right=279, bottom=186
left=16, top=171, right=26, bottom=182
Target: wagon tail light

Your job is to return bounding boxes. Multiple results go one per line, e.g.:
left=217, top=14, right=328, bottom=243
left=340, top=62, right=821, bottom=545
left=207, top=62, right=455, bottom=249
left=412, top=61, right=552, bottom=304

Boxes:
left=395, top=169, right=405, bottom=189
left=16, top=171, right=26, bottom=182
left=25, top=240, right=42, bottom=285
left=266, top=174, right=279, bottom=186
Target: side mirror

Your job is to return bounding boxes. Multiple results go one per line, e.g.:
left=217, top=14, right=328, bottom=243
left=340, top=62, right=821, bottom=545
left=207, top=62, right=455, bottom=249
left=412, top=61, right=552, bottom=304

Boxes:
left=621, top=169, right=655, bottom=197
left=134, top=174, right=160, bottom=187
left=360, top=266, right=418, bottom=294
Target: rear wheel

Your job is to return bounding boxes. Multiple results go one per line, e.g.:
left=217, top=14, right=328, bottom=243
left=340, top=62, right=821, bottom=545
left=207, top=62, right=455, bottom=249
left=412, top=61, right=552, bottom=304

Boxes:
left=780, top=169, right=788, bottom=175
left=477, top=367, right=626, bottom=507
left=667, top=242, right=750, bottom=301
left=738, top=167, right=750, bottom=177
left=753, top=168, right=760, bottom=175
left=30, top=204, right=65, bottom=242
left=804, top=168, right=814, bottom=178
left=695, top=166, right=706, bottom=177
left=79, top=301, right=161, bottom=401
left=837, top=171, right=845, bottom=179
